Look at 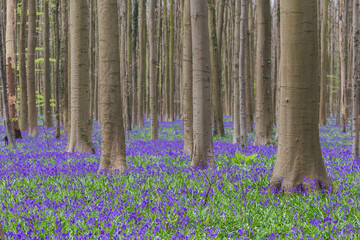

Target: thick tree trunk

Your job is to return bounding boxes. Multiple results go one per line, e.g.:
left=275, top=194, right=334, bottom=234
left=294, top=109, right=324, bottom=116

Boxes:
left=319, top=0, right=329, bottom=126
left=66, top=0, right=94, bottom=154
left=138, top=0, right=146, bottom=127
left=208, top=0, right=224, bottom=137
left=149, top=0, right=159, bottom=139
left=352, top=0, right=359, bottom=159
left=254, top=0, right=273, bottom=146
left=239, top=0, right=248, bottom=149
left=27, top=0, right=39, bottom=137
left=232, top=0, right=240, bottom=144
left=97, top=0, right=127, bottom=174
left=6, top=0, right=22, bottom=139
left=43, top=0, right=53, bottom=128
left=190, top=0, right=214, bottom=169
left=182, top=0, right=193, bottom=155
left=270, top=0, right=332, bottom=192
left=19, top=0, right=28, bottom=132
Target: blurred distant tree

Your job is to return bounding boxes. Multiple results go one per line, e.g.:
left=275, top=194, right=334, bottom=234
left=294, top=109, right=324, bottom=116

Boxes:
left=352, top=0, right=359, bottom=159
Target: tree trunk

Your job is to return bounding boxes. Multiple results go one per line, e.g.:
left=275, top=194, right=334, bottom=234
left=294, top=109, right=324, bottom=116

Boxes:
left=239, top=0, right=248, bottom=149
left=270, top=0, right=332, bottom=192
left=27, top=0, right=39, bottom=136
left=352, top=0, right=359, bottom=159
left=319, top=0, right=329, bottom=126
left=131, top=0, right=138, bottom=129
left=43, top=0, right=53, bottom=128
left=190, top=0, right=214, bottom=169
left=60, top=0, right=69, bottom=133
left=254, top=0, right=273, bottom=146
left=182, top=0, right=193, bottom=155
left=169, top=0, right=175, bottom=121
left=340, top=0, right=347, bottom=132
left=55, top=0, right=61, bottom=139
left=19, top=0, right=28, bottom=132
left=66, top=0, right=94, bottom=154
left=126, top=0, right=133, bottom=131
left=1, top=8, right=16, bottom=149
left=97, top=0, right=127, bottom=174
left=232, top=0, right=240, bottom=144
left=149, top=0, right=159, bottom=139
left=208, top=0, right=224, bottom=137
left=6, top=0, right=22, bottom=139
left=138, top=0, right=146, bottom=127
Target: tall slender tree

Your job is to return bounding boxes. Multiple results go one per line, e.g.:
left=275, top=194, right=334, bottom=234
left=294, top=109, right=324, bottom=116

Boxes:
left=138, top=0, right=146, bottom=127
left=61, top=0, right=69, bottom=133
left=97, top=0, right=127, bottom=173
left=182, top=0, right=193, bottom=155
left=27, top=0, right=39, bottom=137
left=66, top=0, right=94, bottom=154
left=232, top=0, right=240, bottom=144
left=254, top=0, right=273, bottom=146
left=352, top=0, right=359, bottom=159
left=6, top=0, right=22, bottom=139
left=339, top=0, right=347, bottom=133
left=149, top=0, right=159, bottom=139
left=239, top=0, right=248, bottom=149
left=190, top=0, right=214, bottom=169
left=19, top=0, right=28, bottom=132
left=208, top=0, right=224, bottom=137
left=0, top=8, right=16, bottom=148
left=270, top=0, right=332, bottom=192
left=43, top=0, right=53, bottom=128
left=319, top=0, right=329, bottom=126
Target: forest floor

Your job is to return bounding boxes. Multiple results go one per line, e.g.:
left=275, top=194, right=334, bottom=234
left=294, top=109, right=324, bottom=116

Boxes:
left=0, top=117, right=359, bottom=239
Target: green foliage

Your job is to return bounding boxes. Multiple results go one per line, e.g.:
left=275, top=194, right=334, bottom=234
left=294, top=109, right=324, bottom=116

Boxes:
left=231, top=151, right=258, bottom=165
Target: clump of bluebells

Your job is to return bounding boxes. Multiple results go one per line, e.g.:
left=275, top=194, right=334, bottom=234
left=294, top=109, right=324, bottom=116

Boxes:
left=0, top=117, right=359, bottom=239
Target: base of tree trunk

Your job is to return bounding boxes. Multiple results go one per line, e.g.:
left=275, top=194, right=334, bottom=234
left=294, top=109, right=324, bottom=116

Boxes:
left=267, top=178, right=334, bottom=194
left=97, top=167, right=128, bottom=176
left=14, top=129, right=22, bottom=139
left=0, top=223, right=6, bottom=240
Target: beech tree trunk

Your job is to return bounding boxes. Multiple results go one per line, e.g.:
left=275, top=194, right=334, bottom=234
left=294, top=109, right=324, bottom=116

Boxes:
left=182, top=0, right=193, bottom=155
left=340, top=0, right=347, bottom=133
left=254, top=0, right=273, bottom=146
left=149, top=0, right=159, bottom=139
left=1, top=8, right=16, bottom=149
left=19, top=0, right=28, bottom=132
left=43, top=0, right=53, bottom=128
left=232, top=0, right=240, bottom=144
left=270, top=0, right=332, bottom=192
left=319, top=0, right=329, bottom=126
left=352, top=0, right=359, bottom=159
left=6, top=0, right=22, bottom=139
left=97, top=0, right=127, bottom=174
left=131, top=0, right=139, bottom=129
left=27, top=0, right=39, bottom=137
left=138, top=0, right=146, bottom=127
left=127, top=0, right=133, bottom=130
left=169, top=0, right=175, bottom=121
left=55, top=0, right=61, bottom=139
left=190, top=0, right=214, bottom=169
left=66, top=0, right=94, bottom=154
left=239, top=0, right=248, bottom=149
left=61, top=0, right=69, bottom=133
